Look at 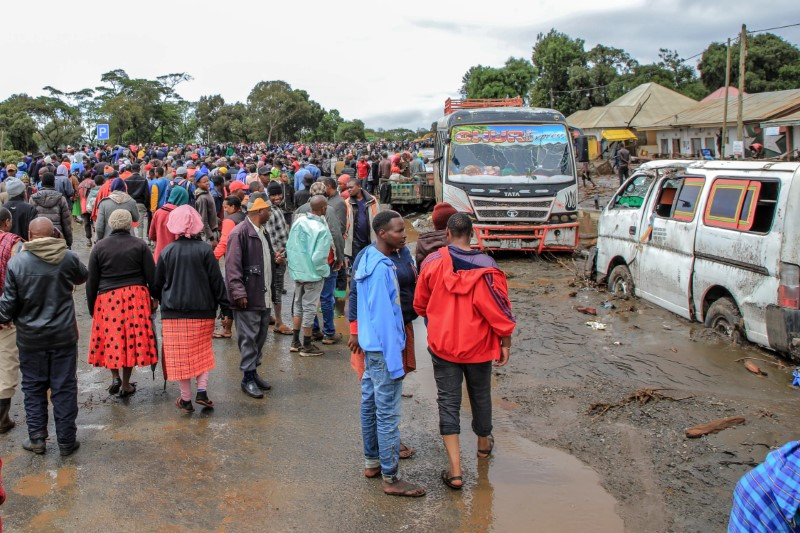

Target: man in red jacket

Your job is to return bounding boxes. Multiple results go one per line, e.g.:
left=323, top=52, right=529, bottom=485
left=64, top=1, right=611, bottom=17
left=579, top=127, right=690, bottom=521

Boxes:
left=414, top=213, right=515, bottom=490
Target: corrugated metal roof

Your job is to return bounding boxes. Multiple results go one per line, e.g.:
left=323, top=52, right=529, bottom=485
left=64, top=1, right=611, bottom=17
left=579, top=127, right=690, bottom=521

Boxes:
left=648, top=89, right=800, bottom=129
left=566, top=83, right=697, bottom=129
left=761, top=109, right=800, bottom=127
left=702, top=86, right=744, bottom=101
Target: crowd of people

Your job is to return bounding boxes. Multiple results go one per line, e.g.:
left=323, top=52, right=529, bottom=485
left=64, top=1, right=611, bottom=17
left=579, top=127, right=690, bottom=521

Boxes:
left=0, top=139, right=518, bottom=500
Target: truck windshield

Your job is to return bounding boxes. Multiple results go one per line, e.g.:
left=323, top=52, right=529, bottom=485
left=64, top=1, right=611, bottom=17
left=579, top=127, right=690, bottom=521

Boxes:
left=447, top=124, right=573, bottom=184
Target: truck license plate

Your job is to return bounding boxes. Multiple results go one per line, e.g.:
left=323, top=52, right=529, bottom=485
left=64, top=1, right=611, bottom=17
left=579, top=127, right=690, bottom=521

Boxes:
left=502, top=239, right=522, bottom=249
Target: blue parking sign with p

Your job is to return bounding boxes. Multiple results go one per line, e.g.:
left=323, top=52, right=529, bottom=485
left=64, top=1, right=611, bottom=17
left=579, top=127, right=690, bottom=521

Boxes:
left=97, top=124, right=110, bottom=140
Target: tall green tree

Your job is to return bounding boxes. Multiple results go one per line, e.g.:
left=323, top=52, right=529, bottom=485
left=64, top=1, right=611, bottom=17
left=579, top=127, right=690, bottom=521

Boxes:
left=530, top=30, right=587, bottom=113
left=460, top=57, right=537, bottom=103
left=699, top=33, right=800, bottom=92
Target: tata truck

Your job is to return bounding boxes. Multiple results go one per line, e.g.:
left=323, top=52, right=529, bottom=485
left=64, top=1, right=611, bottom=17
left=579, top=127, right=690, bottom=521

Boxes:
left=432, top=98, right=580, bottom=252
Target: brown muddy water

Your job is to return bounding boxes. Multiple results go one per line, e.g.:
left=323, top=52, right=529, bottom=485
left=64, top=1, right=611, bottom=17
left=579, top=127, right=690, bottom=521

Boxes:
left=405, top=321, right=624, bottom=532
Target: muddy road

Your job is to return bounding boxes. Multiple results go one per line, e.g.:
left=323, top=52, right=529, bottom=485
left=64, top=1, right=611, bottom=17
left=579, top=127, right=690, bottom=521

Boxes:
left=1, top=221, right=795, bottom=532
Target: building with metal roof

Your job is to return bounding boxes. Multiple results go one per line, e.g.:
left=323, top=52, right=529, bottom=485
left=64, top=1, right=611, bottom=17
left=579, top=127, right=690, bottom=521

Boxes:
left=643, top=89, right=800, bottom=158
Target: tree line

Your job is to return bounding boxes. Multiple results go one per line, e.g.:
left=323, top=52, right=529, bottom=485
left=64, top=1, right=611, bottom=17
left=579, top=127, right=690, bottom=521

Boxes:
left=461, top=29, right=800, bottom=116
left=0, top=70, right=393, bottom=154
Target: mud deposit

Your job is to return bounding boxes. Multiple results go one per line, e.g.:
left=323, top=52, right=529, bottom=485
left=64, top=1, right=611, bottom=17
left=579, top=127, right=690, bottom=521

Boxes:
left=498, top=255, right=799, bottom=532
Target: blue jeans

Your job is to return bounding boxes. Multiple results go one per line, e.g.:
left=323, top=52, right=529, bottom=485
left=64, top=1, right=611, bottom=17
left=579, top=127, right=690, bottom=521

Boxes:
left=361, top=351, right=403, bottom=482
left=313, top=269, right=338, bottom=337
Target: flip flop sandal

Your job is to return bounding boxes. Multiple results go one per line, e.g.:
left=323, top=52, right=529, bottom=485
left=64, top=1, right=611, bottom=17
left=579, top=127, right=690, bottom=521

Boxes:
left=477, top=434, right=495, bottom=458
left=108, top=378, right=122, bottom=395
left=400, top=443, right=415, bottom=459
left=441, top=470, right=463, bottom=490
left=118, top=383, right=137, bottom=398
left=274, top=325, right=293, bottom=335
left=212, top=330, right=232, bottom=338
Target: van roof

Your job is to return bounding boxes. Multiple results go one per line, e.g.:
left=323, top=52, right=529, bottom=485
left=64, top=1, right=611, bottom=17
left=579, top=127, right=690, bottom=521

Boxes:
left=686, top=160, right=800, bottom=173
left=636, top=160, right=696, bottom=171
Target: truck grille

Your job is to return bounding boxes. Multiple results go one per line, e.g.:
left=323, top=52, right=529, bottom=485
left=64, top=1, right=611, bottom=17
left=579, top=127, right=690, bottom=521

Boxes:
left=478, top=209, right=549, bottom=218
left=470, top=196, right=552, bottom=222
left=472, top=199, right=551, bottom=208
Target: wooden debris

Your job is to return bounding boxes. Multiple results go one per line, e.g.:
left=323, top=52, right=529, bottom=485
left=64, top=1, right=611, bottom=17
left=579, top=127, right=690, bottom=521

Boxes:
left=743, top=360, right=767, bottom=376
left=735, top=357, right=785, bottom=369
left=587, top=388, right=692, bottom=419
left=685, top=416, right=746, bottom=439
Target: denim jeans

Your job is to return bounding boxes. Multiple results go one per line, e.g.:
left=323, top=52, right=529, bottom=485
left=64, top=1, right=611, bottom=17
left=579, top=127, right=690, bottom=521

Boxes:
left=361, top=351, right=403, bottom=482
left=135, top=203, right=149, bottom=241
left=313, top=269, right=338, bottom=337
left=19, top=345, right=79, bottom=446
left=431, top=352, right=493, bottom=437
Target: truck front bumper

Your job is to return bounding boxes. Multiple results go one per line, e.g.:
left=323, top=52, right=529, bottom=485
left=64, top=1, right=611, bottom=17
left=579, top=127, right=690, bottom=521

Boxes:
left=472, top=222, right=579, bottom=253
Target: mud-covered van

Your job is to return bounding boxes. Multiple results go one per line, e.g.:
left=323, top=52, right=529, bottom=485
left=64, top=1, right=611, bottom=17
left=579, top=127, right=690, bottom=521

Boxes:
left=596, top=160, right=800, bottom=358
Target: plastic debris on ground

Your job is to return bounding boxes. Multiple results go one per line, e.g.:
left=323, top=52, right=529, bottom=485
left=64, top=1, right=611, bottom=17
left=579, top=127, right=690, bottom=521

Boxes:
left=586, top=321, right=607, bottom=331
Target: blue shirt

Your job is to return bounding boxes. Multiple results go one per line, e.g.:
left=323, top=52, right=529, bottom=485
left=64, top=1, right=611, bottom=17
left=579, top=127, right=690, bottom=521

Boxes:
left=294, top=168, right=311, bottom=191
left=306, top=164, right=321, bottom=179
left=729, top=441, right=800, bottom=532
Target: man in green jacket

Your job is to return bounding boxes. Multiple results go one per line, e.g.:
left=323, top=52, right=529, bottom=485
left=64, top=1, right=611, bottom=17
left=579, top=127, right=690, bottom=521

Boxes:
left=286, top=195, right=332, bottom=357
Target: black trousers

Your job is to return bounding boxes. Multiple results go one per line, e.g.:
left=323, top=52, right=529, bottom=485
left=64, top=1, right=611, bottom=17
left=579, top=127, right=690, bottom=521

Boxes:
left=431, top=352, right=492, bottom=437
left=19, top=345, right=79, bottom=446
left=82, top=212, right=93, bottom=240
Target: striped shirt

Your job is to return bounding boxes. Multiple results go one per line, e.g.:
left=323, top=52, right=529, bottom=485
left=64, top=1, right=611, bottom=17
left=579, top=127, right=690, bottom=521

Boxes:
left=729, top=441, right=800, bottom=532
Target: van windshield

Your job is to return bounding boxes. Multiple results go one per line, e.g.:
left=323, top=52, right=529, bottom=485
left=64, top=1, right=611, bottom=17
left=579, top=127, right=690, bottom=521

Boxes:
left=448, top=124, right=573, bottom=184
left=614, top=174, right=655, bottom=209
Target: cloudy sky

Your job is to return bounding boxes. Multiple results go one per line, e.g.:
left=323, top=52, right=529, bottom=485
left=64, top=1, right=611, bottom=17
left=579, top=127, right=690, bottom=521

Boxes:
left=1, top=0, right=798, bottom=131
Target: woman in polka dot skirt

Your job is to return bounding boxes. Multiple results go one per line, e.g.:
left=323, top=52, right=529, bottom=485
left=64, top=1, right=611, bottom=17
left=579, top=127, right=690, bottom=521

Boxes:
left=86, top=209, right=158, bottom=397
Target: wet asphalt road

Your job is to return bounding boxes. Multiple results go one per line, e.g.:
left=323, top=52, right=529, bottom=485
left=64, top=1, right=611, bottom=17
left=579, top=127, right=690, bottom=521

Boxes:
left=0, top=236, right=624, bottom=532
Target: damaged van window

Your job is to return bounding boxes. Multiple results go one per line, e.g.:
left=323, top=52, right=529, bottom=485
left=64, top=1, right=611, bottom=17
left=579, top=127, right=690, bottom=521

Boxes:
left=613, top=174, right=654, bottom=209
left=704, top=179, right=779, bottom=233
left=653, top=176, right=705, bottom=221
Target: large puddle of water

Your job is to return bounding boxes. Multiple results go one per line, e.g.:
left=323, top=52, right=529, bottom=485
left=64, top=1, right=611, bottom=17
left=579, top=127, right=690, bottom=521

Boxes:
left=408, top=321, right=624, bottom=532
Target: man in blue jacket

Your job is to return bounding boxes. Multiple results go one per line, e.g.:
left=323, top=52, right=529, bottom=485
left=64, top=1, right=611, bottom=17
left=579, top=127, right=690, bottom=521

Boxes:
left=350, top=210, right=425, bottom=498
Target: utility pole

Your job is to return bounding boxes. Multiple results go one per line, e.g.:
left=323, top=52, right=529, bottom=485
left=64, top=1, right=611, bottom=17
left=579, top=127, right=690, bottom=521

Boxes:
left=736, top=24, right=747, bottom=159
left=721, top=38, right=732, bottom=158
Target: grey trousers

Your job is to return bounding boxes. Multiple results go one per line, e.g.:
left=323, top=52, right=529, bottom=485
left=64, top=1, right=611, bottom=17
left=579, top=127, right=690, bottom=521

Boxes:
left=233, top=309, right=271, bottom=374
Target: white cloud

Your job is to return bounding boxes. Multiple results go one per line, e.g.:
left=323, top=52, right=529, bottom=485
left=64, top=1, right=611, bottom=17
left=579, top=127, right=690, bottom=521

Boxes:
left=0, top=0, right=797, bottom=131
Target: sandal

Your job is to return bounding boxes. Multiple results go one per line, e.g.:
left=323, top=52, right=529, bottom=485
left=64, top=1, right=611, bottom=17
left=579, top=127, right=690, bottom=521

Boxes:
left=212, top=330, right=232, bottom=339
left=477, top=434, right=495, bottom=458
left=274, top=324, right=293, bottom=335
left=441, top=470, right=463, bottom=490
left=118, top=383, right=137, bottom=398
left=400, top=443, right=415, bottom=459
left=108, top=377, right=122, bottom=395
left=364, top=467, right=381, bottom=479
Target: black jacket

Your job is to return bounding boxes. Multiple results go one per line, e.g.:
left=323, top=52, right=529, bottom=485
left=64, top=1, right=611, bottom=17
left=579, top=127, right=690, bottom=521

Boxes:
left=151, top=237, right=230, bottom=319
left=3, top=197, right=38, bottom=240
left=0, top=244, right=88, bottom=350
left=125, top=173, right=151, bottom=206
left=86, top=231, right=156, bottom=315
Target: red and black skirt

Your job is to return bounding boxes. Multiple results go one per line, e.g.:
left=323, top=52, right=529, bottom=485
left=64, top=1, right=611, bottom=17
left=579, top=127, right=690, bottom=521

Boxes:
left=88, top=285, right=158, bottom=370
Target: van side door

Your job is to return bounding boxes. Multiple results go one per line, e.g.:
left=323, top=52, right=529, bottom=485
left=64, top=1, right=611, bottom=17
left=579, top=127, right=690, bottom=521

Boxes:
left=597, top=172, right=656, bottom=285
left=636, top=175, right=705, bottom=319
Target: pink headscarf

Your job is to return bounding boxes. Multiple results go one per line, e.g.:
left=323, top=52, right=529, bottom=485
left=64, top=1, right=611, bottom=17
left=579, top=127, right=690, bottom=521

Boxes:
left=166, top=205, right=204, bottom=238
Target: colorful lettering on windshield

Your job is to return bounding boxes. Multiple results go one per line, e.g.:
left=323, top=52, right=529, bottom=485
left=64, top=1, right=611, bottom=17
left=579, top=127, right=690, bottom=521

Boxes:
left=452, top=125, right=568, bottom=145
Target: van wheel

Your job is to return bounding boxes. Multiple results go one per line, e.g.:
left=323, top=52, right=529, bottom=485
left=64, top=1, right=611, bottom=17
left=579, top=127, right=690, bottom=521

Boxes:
left=704, top=297, right=744, bottom=344
left=608, top=265, right=634, bottom=299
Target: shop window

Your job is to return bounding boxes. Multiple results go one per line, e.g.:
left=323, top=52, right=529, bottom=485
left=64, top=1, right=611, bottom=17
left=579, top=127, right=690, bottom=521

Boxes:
left=704, top=179, right=779, bottom=232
